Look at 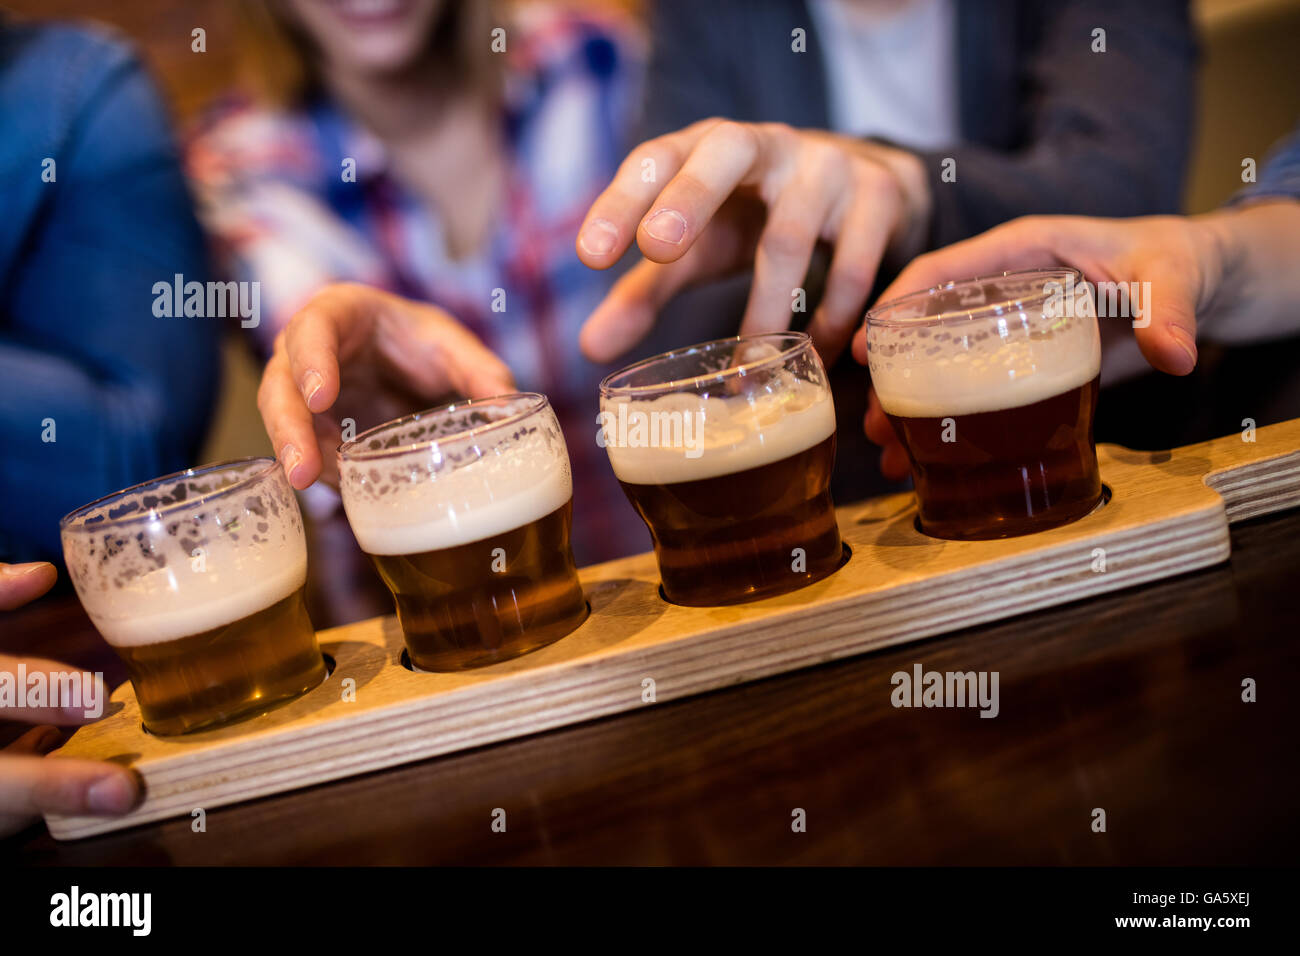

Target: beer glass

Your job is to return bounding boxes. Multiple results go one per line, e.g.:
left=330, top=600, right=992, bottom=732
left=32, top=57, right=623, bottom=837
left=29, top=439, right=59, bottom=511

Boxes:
left=864, top=268, right=1103, bottom=539
left=338, top=393, right=588, bottom=671
left=600, top=331, right=842, bottom=606
left=60, top=458, right=326, bottom=735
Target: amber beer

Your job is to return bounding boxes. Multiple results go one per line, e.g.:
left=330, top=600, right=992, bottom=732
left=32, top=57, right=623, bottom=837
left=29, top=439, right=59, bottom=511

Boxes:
left=338, top=394, right=588, bottom=671
left=109, top=586, right=321, bottom=735
left=865, top=268, right=1103, bottom=540
left=366, top=503, right=587, bottom=671
left=616, top=432, right=840, bottom=605
left=61, top=458, right=326, bottom=735
left=601, top=332, right=843, bottom=606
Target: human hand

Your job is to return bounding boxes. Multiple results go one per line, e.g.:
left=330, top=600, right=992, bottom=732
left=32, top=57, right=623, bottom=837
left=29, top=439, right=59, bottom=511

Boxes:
left=257, top=283, right=516, bottom=489
left=854, top=214, right=1216, bottom=480
left=576, top=119, right=931, bottom=365
left=1, top=562, right=140, bottom=838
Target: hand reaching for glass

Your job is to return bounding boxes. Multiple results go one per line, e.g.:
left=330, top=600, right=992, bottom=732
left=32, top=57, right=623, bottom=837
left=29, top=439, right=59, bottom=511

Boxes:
left=257, top=283, right=516, bottom=490
left=575, top=119, right=932, bottom=365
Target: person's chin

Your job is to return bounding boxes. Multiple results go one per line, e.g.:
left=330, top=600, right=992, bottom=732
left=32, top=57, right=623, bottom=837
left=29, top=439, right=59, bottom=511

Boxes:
left=319, top=0, right=439, bottom=68
left=340, top=40, right=429, bottom=74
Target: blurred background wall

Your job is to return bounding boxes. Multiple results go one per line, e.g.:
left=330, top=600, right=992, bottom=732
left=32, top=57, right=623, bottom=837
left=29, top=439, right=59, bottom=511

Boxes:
left=4, top=0, right=1298, bottom=464
left=1186, top=0, right=1300, bottom=210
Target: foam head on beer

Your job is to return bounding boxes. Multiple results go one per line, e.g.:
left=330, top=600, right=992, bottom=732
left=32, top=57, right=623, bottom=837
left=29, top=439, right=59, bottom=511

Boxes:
left=61, top=459, right=307, bottom=646
left=865, top=269, right=1100, bottom=419
left=601, top=374, right=835, bottom=486
left=60, top=458, right=324, bottom=734
left=337, top=393, right=572, bottom=556
left=599, top=332, right=843, bottom=605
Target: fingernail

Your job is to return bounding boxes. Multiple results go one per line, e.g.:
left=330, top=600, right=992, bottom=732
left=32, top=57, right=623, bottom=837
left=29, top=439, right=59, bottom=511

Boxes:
left=35, top=726, right=62, bottom=753
left=644, top=209, right=687, bottom=244
left=1, top=562, right=48, bottom=578
left=280, top=443, right=304, bottom=486
left=1169, top=325, right=1197, bottom=370
left=86, top=773, right=136, bottom=814
left=301, top=369, right=324, bottom=410
left=579, top=218, right=619, bottom=256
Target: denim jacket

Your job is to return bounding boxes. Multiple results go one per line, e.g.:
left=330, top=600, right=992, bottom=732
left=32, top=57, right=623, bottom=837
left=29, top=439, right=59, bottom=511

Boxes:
left=0, top=20, right=218, bottom=561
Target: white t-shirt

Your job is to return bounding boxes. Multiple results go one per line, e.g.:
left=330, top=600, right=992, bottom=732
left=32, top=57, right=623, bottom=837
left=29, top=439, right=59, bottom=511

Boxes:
left=807, top=0, right=959, bottom=150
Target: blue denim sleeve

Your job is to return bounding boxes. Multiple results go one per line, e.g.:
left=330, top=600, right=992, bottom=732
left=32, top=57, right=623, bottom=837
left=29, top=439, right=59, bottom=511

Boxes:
left=1229, top=123, right=1300, bottom=204
left=0, top=25, right=219, bottom=561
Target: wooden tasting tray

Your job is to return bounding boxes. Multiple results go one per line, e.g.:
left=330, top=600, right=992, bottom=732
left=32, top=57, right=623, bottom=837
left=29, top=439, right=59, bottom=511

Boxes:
left=45, top=419, right=1300, bottom=839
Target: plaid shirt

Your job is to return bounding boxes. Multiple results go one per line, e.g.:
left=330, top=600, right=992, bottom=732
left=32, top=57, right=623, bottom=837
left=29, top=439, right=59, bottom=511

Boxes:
left=186, top=6, right=649, bottom=564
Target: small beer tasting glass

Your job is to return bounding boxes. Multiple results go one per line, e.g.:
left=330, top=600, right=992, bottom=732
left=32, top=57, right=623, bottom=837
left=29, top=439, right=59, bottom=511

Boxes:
left=59, top=457, right=325, bottom=735
left=337, top=393, right=588, bottom=672
left=599, top=331, right=843, bottom=606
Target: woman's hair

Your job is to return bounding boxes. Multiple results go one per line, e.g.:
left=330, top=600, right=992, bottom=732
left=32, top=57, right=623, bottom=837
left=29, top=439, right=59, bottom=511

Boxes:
left=234, top=0, right=499, bottom=107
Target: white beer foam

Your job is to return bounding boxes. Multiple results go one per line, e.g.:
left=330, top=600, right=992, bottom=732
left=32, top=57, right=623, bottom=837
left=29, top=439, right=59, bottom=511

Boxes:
left=62, top=461, right=311, bottom=648
left=88, top=553, right=308, bottom=648
left=603, top=379, right=836, bottom=485
left=341, top=441, right=573, bottom=556
left=871, top=306, right=1101, bottom=419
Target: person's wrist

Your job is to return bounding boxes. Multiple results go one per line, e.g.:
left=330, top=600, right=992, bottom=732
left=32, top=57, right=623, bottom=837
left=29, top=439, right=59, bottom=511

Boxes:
left=864, top=141, right=931, bottom=262
left=887, top=148, right=932, bottom=262
left=1186, top=210, right=1238, bottom=323
left=824, top=133, right=931, bottom=261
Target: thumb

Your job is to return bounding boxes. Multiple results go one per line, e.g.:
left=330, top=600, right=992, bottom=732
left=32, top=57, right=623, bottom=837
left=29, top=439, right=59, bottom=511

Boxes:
left=863, top=388, right=911, bottom=482
left=580, top=216, right=755, bottom=364
left=0, top=562, right=57, bottom=611
left=1131, top=262, right=1198, bottom=376
left=0, top=754, right=141, bottom=837
left=580, top=255, right=705, bottom=363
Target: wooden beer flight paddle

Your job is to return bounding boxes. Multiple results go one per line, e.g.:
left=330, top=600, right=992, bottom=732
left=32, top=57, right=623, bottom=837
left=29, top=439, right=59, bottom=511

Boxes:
left=45, top=418, right=1300, bottom=839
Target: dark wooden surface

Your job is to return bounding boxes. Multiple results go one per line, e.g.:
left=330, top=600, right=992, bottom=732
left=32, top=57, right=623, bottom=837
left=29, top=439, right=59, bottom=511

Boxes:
left=3, top=507, right=1297, bottom=865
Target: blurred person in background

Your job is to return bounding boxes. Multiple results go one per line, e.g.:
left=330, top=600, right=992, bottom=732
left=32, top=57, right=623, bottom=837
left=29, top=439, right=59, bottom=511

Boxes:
left=858, top=123, right=1300, bottom=476
left=186, top=0, right=644, bottom=565
left=572, top=0, right=1199, bottom=504
left=0, top=16, right=218, bottom=563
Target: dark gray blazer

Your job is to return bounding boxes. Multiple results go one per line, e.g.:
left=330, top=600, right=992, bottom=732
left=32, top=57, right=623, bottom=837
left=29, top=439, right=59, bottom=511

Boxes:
left=631, top=0, right=1197, bottom=504
left=641, top=0, right=1197, bottom=246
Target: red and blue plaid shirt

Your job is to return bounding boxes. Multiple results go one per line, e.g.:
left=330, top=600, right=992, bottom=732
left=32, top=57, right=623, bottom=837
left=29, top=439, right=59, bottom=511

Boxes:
left=186, top=5, right=649, bottom=563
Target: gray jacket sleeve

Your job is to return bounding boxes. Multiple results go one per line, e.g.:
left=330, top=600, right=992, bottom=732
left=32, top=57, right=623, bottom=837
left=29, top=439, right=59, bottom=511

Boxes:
left=638, top=0, right=1197, bottom=250
left=918, top=0, right=1197, bottom=247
